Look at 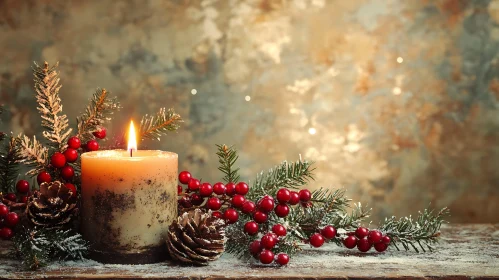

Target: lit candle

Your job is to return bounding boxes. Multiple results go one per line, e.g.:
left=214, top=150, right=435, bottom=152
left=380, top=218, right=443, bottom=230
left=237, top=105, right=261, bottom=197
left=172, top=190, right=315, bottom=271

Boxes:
left=80, top=121, right=178, bottom=264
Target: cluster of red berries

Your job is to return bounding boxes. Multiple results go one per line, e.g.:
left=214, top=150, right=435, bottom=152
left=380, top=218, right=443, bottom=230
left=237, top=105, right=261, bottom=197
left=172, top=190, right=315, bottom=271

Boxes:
left=0, top=201, right=19, bottom=240
left=177, top=171, right=250, bottom=224
left=244, top=188, right=313, bottom=266
left=36, top=129, right=106, bottom=194
left=342, top=227, right=391, bottom=252
left=248, top=226, right=290, bottom=266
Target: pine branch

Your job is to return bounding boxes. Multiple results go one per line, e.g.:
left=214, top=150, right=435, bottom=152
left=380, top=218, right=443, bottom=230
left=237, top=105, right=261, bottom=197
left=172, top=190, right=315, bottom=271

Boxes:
left=0, top=136, right=20, bottom=193
left=216, top=144, right=240, bottom=183
left=379, top=207, right=449, bottom=252
left=33, top=61, right=72, bottom=151
left=76, top=88, right=121, bottom=143
left=139, top=107, right=182, bottom=141
left=247, top=159, right=315, bottom=200
left=15, top=134, right=48, bottom=176
left=13, top=227, right=88, bottom=270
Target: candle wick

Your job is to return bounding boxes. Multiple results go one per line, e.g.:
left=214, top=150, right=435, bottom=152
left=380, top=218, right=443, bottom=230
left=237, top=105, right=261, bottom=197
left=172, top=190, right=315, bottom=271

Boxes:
left=130, top=148, right=133, bottom=157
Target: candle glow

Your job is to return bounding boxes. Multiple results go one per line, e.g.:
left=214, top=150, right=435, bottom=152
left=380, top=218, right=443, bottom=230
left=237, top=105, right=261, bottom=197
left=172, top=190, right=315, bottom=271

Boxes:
left=128, top=120, right=137, bottom=156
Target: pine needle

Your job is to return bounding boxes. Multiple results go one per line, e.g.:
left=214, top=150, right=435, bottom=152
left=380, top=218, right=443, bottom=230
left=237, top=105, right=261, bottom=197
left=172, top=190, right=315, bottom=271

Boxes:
left=247, top=159, right=315, bottom=200
left=216, top=144, right=240, bottom=183
left=15, top=134, right=48, bottom=176
left=33, top=61, right=72, bottom=151
left=0, top=136, right=20, bottom=193
left=379, top=207, right=449, bottom=252
left=13, top=227, right=88, bottom=270
left=76, top=88, right=121, bottom=143
left=139, top=107, right=182, bottom=141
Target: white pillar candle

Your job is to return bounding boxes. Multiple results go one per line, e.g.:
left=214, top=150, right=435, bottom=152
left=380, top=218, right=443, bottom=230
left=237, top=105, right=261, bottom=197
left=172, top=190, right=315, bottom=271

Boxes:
left=80, top=124, right=178, bottom=264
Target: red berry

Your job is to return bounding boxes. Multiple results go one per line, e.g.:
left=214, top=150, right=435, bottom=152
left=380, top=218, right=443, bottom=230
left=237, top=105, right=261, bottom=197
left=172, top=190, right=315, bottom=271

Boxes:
left=199, top=183, right=213, bottom=197
left=309, top=233, right=325, bottom=248
left=61, top=165, right=75, bottom=180
left=244, top=221, right=259, bottom=235
left=16, top=180, right=30, bottom=193
left=343, top=235, right=358, bottom=249
left=65, top=183, right=77, bottom=197
left=253, top=211, right=268, bottom=224
left=288, top=191, right=300, bottom=205
left=225, top=182, right=236, bottom=196
left=374, top=242, right=388, bottom=252
left=19, top=195, right=29, bottom=204
left=213, top=182, right=226, bottom=195
left=0, top=227, right=13, bottom=240
left=224, top=208, right=239, bottom=224
left=86, top=140, right=99, bottom=151
left=0, top=205, right=8, bottom=217
left=274, top=204, right=290, bottom=217
left=92, top=127, right=107, bottom=139
left=177, top=185, right=183, bottom=194
left=190, top=193, right=203, bottom=206
left=178, top=171, right=192, bottom=185
left=51, top=152, right=66, bottom=168
left=261, top=234, right=277, bottom=249
left=206, top=197, right=222, bottom=210
left=6, top=212, right=18, bottom=227
left=321, top=225, right=337, bottom=239
left=258, top=197, right=274, bottom=213
left=67, top=136, right=81, bottom=149
left=367, top=230, right=383, bottom=244
left=231, top=194, right=246, bottom=208
left=355, top=227, right=369, bottom=239
left=188, top=178, right=200, bottom=191
left=242, top=201, right=256, bottom=214
left=276, top=253, right=289, bottom=266
left=272, top=224, right=287, bottom=237
left=5, top=193, right=16, bottom=202
left=249, top=240, right=262, bottom=256
left=180, top=196, right=192, bottom=208
left=298, top=189, right=312, bottom=202
left=212, top=211, right=222, bottom=219
left=382, top=235, right=391, bottom=245
left=259, top=250, right=274, bottom=264
left=276, top=188, right=291, bottom=203
left=37, top=171, right=51, bottom=185
left=64, top=148, right=78, bottom=163
left=357, top=238, right=372, bottom=252
left=235, top=182, right=249, bottom=195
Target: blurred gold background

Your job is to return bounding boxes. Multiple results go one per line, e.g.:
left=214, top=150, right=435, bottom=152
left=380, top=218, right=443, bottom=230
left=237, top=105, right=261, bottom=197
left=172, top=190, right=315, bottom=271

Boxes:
left=1, top=0, right=498, bottom=223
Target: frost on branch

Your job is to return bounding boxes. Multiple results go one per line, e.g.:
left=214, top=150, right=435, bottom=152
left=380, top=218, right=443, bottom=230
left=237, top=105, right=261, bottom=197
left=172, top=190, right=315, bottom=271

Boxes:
left=139, top=107, right=182, bottom=141
left=15, top=134, right=48, bottom=176
left=33, top=62, right=72, bottom=151
left=76, top=88, right=121, bottom=143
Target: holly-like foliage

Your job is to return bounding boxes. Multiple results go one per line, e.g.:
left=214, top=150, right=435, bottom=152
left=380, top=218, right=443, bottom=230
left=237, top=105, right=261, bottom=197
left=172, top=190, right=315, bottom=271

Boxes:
left=217, top=145, right=448, bottom=261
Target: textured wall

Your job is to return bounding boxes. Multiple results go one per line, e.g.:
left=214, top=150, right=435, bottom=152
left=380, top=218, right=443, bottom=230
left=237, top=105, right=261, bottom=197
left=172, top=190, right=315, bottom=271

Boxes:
left=1, top=0, right=498, bottom=223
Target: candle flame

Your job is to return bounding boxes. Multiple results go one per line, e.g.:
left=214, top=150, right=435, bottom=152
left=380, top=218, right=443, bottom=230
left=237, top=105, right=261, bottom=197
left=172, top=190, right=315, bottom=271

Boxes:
left=127, top=120, right=137, bottom=156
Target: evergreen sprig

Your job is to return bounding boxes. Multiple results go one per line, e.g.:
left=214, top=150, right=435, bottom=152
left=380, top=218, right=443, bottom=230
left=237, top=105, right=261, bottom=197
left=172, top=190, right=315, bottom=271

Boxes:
left=15, top=134, right=48, bottom=176
left=76, top=88, right=121, bottom=143
left=139, top=107, right=182, bottom=141
left=0, top=136, right=20, bottom=193
left=247, top=159, right=315, bottom=200
left=379, top=207, right=449, bottom=252
left=33, top=62, right=72, bottom=151
left=13, top=227, right=88, bottom=270
left=216, top=144, right=240, bottom=183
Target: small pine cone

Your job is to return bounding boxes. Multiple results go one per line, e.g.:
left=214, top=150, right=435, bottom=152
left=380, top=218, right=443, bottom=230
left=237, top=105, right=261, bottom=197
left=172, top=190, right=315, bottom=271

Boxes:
left=26, top=181, right=77, bottom=228
left=166, top=209, right=225, bottom=266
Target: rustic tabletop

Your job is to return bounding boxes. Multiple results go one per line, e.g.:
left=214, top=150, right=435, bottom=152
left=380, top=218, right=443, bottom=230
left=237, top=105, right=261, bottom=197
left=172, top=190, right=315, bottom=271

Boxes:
left=0, top=224, right=498, bottom=280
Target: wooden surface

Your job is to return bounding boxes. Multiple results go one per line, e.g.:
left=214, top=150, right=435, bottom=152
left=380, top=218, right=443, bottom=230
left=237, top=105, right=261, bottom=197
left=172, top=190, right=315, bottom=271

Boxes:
left=0, top=224, right=498, bottom=280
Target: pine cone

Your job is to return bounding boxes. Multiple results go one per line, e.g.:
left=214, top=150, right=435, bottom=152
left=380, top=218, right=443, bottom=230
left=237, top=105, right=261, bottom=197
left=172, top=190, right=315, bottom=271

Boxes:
left=26, top=181, right=77, bottom=228
left=166, top=209, right=225, bottom=266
